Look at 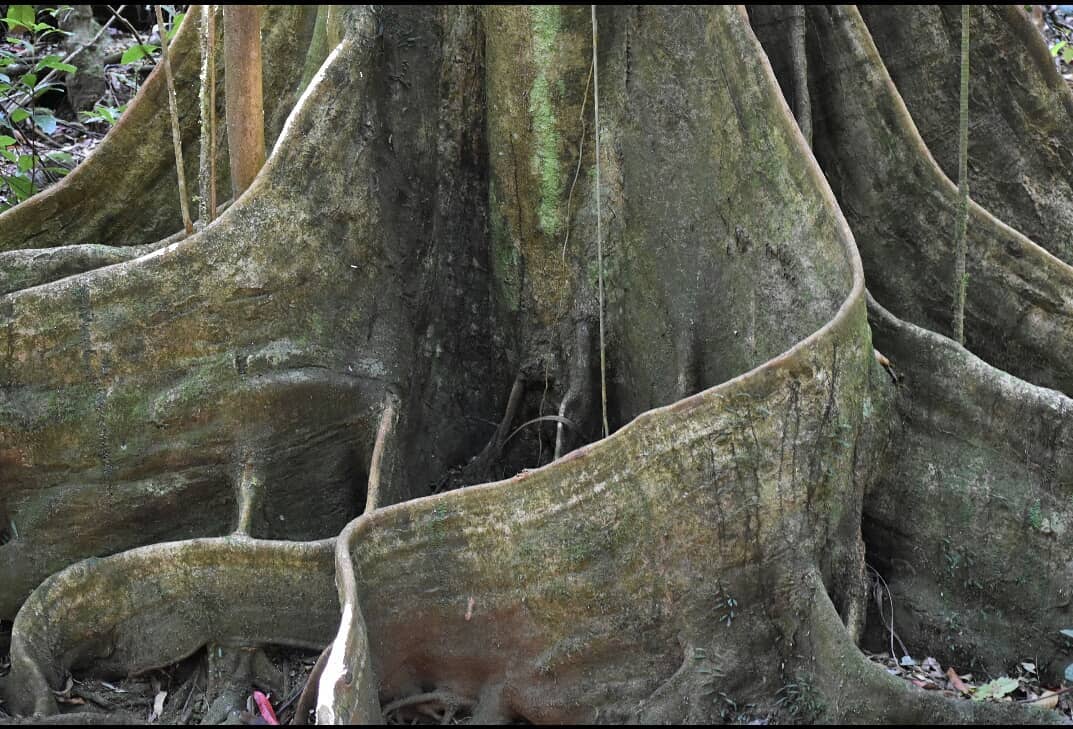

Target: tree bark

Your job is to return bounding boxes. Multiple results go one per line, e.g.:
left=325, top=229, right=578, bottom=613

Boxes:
left=1, top=5, right=1073, bottom=724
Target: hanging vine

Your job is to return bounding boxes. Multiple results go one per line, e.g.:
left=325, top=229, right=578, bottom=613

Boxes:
left=952, top=4, right=970, bottom=344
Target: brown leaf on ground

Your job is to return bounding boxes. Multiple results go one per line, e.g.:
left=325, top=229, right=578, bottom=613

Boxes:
left=946, top=667, right=971, bottom=696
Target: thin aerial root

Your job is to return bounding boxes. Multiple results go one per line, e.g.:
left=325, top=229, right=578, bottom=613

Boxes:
left=591, top=5, right=609, bottom=440
left=198, top=4, right=218, bottom=225
left=156, top=4, right=194, bottom=235
left=364, top=394, right=399, bottom=514
left=952, top=4, right=971, bottom=344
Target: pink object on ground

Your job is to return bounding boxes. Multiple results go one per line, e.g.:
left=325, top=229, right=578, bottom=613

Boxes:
left=253, top=690, right=279, bottom=725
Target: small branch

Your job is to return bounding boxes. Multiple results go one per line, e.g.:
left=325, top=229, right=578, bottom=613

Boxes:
left=156, top=4, right=194, bottom=235
left=178, top=663, right=201, bottom=724
left=458, top=372, right=526, bottom=484
left=106, top=5, right=153, bottom=67
left=1018, top=685, right=1073, bottom=703
left=503, top=414, right=575, bottom=449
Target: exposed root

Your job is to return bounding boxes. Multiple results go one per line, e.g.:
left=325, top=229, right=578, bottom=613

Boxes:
left=0, top=237, right=169, bottom=296
left=799, top=571, right=1062, bottom=723
left=865, top=296, right=1073, bottom=677
left=292, top=646, right=331, bottom=725
left=867, top=563, right=909, bottom=663
left=364, top=395, right=399, bottom=515
left=201, top=643, right=254, bottom=725
left=381, top=690, right=474, bottom=724
left=232, top=462, right=265, bottom=537
left=554, top=319, right=593, bottom=460
left=788, top=5, right=812, bottom=146
left=2, top=538, right=336, bottom=717
left=457, top=372, right=526, bottom=484
left=794, top=5, right=1073, bottom=395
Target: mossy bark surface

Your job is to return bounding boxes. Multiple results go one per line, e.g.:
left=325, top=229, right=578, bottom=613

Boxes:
left=2, top=4, right=1073, bottom=725
left=751, top=2, right=1073, bottom=697
left=861, top=5, right=1073, bottom=265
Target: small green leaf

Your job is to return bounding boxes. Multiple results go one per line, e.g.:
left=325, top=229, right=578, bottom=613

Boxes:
left=45, top=150, right=72, bottom=164
left=35, top=55, right=76, bottom=74
left=16, top=154, right=32, bottom=172
left=0, top=149, right=17, bottom=163
left=4, top=174, right=33, bottom=201
left=166, top=12, right=185, bottom=41
left=32, top=110, right=56, bottom=134
left=1052, top=40, right=1069, bottom=57
left=4, top=6, right=35, bottom=31
left=10, top=108, right=29, bottom=124
left=19, top=72, right=36, bottom=89
left=31, top=21, right=60, bottom=34
left=121, top=44, right=158, bottom=64
left=972, top=676, right=1020, bottom=701
left=0, top=135, right=16, bottom=147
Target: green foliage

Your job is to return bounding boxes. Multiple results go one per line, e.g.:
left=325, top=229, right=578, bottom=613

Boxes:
left=1051, top=39, right=1073, bottom=64
left=0, top=6, right=182, bottom=209
left=775, top=677, right=826, bottom=721
left=0, top=5, right=72, bottom=209
left=78, top=102, right=126, bottom=127
left=119, top=8, right=184, bottom=66
left=971, top=675, right=1019, bottom=701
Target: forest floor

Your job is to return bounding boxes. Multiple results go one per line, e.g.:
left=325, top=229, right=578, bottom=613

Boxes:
left=3, top=4, right=1073, bottom=726
left=0, top=6, right=168, bottom=211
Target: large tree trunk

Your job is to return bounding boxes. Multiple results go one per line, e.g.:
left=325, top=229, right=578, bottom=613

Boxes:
left=1, top=5, right=1072, bottom=724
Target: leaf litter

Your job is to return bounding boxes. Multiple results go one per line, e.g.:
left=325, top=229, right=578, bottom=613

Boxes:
left=865, top=649, right=1070, bottom=716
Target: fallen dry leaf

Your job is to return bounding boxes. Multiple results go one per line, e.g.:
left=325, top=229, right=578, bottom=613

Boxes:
left=946, top=667, right=971, bottom=695
left=1031, top=690, right=1060, bottom=711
